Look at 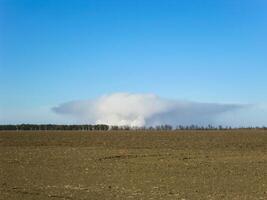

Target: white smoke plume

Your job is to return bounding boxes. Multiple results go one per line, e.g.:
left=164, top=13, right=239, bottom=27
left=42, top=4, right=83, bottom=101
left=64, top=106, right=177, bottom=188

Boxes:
left=53, top=93, right=243, bottom=126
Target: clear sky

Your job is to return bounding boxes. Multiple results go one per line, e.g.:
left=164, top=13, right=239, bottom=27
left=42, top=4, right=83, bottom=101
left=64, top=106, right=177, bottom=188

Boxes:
left=1, top=0, right=267, bottom=125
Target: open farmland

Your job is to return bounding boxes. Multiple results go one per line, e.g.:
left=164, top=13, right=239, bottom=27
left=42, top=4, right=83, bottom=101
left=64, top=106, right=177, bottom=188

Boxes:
left=0, top=130, right=267, bottom=200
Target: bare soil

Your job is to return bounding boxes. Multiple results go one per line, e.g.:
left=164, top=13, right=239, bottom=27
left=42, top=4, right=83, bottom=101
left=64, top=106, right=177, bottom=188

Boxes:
left=0, top=130, right=267, bottom=200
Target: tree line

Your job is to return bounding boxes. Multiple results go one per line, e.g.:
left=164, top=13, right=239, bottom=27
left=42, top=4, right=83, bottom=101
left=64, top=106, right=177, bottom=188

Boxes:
left=0, top=124, right=266, bottom=131
left=0, top=124, right=109, bottom=131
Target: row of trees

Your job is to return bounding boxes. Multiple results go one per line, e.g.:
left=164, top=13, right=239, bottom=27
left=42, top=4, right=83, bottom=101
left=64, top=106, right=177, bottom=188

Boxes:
left=0, top=124, right=109, bottom=131
left=0, top=124, right=266, bottom=131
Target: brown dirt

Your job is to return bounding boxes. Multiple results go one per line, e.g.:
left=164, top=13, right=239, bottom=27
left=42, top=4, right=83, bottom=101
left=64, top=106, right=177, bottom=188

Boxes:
left=0, top=130, right=267, bottom=200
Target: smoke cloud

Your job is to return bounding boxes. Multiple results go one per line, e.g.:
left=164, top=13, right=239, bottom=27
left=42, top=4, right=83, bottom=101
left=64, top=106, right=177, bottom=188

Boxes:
left=52, top=93, right=244, bottom=127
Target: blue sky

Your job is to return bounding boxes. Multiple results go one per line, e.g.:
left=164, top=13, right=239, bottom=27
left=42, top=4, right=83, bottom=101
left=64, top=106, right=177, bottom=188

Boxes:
left=1, top=0, right=267, bottom=125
